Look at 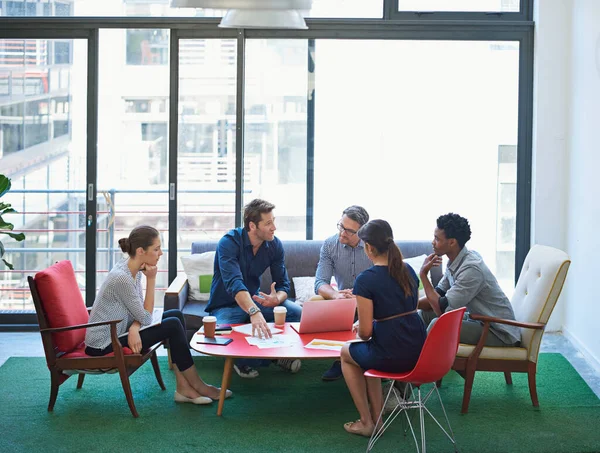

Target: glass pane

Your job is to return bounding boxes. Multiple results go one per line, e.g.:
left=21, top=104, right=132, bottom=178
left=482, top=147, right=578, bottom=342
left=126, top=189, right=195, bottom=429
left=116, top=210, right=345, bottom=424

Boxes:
left=244, top=40, right=308, bottom=239
left=314, top=40, right=519, bottom=295
left=309, top=0, right=383, bottom=18
left=399, top=0, right=519, bottom=13
left=0, top=38, right=87, bottom=311
left=177, top=39, right=237, bottom=271
left=97, top=29, right=170, bottom=307
left=2, top=0, right=381, bottom=18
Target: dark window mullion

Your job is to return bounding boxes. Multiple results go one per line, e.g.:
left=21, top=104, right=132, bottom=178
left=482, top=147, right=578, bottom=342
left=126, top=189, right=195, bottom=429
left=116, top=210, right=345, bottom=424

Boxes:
left=86, top=28, right=98, bottom=307
left=306, top=39, right=315, bottom=240
left=168, top=29, right=180, bottom=284
left=235, top=30, right=245, bottom=228
left=515, top=30, right=534, bottom=282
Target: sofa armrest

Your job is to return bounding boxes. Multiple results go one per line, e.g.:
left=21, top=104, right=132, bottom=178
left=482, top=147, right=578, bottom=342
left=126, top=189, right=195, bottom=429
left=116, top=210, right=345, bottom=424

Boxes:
left=165, top=275, right=189, bottom=312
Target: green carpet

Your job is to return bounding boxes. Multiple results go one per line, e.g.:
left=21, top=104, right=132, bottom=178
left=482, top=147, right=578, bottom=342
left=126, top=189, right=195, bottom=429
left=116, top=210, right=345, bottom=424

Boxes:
left=1, top=353, right=599, bottom=453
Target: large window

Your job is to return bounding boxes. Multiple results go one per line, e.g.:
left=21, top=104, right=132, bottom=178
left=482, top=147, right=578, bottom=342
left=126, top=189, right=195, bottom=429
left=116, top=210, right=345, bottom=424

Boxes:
left=244, top=40, right=308, bottom=239
left=0, top=1, right=534, bottom=325
left=176, top=38, right=237, bottom=267
left=313, top=40, right=520, bottom=294
left=0, top=37, right=87, bottom=311
left=97, top=29, right=170, bottom=306
left=398, top=0, right=520, bottom=12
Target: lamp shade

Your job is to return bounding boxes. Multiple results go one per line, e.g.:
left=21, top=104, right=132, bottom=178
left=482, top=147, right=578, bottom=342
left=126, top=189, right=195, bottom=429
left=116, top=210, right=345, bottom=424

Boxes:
left=219, top=9, right=307, bottom=29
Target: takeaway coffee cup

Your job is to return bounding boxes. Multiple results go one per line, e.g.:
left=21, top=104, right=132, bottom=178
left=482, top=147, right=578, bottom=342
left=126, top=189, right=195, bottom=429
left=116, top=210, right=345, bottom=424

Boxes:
left=274, top=306, right=287, bottom=327
left=203, top=315, right=217, bottom=338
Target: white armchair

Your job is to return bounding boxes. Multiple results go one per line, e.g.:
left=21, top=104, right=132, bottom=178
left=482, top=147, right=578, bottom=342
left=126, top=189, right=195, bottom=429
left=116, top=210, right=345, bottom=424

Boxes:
left=452, top=244, right=571, bottom=413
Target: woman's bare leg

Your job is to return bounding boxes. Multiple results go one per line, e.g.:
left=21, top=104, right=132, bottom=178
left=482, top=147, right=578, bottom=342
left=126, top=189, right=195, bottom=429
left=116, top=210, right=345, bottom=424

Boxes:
left=173, top=367, right=202, bottom=398
left=341, top=344, right=374, bottom=432
left=179, top=365, right=224, bottom=399
left=366, top=377, right=383, bottom=428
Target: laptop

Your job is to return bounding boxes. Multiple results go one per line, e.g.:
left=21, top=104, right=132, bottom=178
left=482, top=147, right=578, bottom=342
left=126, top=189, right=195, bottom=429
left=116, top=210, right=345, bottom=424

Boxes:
left=291, top=298, right=357, bottom=334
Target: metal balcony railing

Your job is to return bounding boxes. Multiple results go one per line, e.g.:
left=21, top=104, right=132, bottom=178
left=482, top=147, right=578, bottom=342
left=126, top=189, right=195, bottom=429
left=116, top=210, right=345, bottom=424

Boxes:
left=0, top=186, right=249, bottom=310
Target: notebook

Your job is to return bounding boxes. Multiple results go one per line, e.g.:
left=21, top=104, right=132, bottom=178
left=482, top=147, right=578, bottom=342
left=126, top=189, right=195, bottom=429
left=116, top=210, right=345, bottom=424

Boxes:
left=290, top=298, right=357, bottom=334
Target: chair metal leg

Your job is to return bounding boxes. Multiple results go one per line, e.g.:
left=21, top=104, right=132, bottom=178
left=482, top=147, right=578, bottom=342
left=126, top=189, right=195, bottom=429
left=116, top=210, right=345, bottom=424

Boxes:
left=419, top=387, right=426, bottom=453
left=367, top=379, right=401, bottom=452
left=367, top=382, right=459, bottom=453
left=48, top=370, right=61, bottom=411
left=150, top=351, right=166, bottom=390
left=76, top=373, right=85, bottom=389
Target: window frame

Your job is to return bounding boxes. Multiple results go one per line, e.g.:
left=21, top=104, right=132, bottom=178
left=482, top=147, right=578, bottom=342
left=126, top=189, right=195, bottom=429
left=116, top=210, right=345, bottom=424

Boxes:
left=0, top=1, right=534, bottom=329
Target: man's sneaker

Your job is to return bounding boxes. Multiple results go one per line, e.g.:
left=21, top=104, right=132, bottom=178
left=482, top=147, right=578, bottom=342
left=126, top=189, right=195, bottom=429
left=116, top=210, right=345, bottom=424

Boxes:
left=382, top=380, right=412, bottom=414
left=277, top=358, right=301, bottom=373
left=321, top=360, right=343, bottom=381
left=233, top=364, right=259, bottom=379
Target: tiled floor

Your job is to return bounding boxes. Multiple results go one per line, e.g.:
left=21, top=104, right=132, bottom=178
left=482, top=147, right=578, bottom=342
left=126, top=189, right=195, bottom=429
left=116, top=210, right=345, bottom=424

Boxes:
left=1, top=332, right=599, bottom=398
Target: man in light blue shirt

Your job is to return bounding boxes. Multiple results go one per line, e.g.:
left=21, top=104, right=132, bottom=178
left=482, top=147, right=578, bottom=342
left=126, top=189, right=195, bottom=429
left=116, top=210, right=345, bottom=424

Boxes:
left=314, top=205, right=371, bottom=380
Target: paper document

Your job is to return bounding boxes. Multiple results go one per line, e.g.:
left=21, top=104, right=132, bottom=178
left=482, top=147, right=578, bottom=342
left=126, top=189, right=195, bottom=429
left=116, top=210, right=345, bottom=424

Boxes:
left=245, top=334, right=295, bottom=349
left=232, top=323, right=283, bottom=336
left=119, top=308, right=163, bottom=338
left=304, top=338, right=347, bottom=351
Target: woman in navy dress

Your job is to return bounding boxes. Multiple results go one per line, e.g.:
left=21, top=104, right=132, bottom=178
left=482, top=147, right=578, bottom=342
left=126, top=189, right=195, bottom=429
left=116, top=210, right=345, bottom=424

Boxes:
left=340, top=219, right=426, bottom=437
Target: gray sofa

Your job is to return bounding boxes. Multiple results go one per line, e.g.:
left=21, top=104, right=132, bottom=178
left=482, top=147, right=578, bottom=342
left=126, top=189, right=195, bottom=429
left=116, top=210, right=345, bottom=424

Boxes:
left=165, top=239, right=441, bottom=341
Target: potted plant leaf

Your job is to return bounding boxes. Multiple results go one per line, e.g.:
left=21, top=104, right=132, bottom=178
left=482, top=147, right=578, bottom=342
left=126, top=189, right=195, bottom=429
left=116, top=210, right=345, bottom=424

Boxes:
left=0, top=174, right=26, bottom=270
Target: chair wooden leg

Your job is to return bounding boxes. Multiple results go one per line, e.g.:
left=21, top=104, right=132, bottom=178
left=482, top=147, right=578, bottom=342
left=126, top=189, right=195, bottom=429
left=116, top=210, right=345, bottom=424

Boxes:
left=76, top=374, right=85, bottom=389
left=116, top=365, right=138, bottom=418
left=167, top=348, right=173, bottom=370
left=150, top=351, right=166, bottom=390
left=48, top=370, right=61, bottom=412
left=527, top=362, right=539, bottom=407
left=461, top=368, right=476, bottom=414
left=504, top=372, right=512, bottom=385
left=436, top=378, right=443, bottom=388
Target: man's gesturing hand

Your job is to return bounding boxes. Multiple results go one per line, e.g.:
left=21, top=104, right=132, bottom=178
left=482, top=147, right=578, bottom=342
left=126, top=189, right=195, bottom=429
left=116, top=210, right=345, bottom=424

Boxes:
left=253, top=282, right=280, bottom=308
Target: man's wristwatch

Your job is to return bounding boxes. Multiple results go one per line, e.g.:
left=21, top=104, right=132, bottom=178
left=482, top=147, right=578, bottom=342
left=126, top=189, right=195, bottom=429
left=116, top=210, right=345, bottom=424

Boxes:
left=247, top=306, right=260, bottom=317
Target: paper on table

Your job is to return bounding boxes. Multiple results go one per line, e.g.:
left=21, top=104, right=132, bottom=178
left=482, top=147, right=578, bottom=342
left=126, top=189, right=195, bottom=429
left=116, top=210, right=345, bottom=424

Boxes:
left=245, top=334, right=295, bottom=349
left=232, top=323, right=283, bottom=336
left=304, top=338, right=347, bottom=351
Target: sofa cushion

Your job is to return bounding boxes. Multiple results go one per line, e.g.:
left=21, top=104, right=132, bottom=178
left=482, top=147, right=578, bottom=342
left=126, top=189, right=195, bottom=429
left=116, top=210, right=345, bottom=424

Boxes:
left=35, top=260, right=89, bottom=353
left=457, top=343, right=528, bottom=360
left=180, top=252, right=215, bottom=301
left=292, top=276, right=316, bottom=306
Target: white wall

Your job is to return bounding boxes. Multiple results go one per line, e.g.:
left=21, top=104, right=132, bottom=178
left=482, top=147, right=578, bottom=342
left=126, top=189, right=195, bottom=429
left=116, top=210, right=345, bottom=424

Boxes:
left=531, top=0, right=572, bottom=331
left=534, top=0, right=600, bottom=370
left=562, top=0, right=600, bottom=371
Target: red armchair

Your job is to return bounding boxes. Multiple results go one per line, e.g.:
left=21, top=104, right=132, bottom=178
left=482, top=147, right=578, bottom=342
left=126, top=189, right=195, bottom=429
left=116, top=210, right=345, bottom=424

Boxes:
left=28, top=260, right=165, bottom=417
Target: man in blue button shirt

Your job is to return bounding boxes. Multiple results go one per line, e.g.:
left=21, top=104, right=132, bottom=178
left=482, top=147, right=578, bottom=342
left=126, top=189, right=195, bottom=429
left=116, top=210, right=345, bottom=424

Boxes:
left=207, top=198, right=302, bottom=379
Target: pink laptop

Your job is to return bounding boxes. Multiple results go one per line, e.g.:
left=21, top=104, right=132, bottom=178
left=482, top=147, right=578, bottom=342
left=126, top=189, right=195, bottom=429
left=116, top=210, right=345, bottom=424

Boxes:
left=291, top=298, right=357, bottom=334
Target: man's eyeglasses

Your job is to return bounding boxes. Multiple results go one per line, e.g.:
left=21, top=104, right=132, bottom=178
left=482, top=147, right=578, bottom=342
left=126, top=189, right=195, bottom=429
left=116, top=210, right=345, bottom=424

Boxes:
left=337, top=223, right=358, bottom=236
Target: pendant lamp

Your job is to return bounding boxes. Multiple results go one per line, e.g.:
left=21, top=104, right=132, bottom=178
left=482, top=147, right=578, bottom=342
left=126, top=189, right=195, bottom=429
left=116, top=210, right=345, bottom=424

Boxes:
left=171, top=0, right=313, bottom=29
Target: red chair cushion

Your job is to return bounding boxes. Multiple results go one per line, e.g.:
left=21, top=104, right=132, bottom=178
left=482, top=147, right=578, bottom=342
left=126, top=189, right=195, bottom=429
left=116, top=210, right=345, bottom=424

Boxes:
left=61, top=342, right=134, bottom=359
left=35, top=260, right=89, bottom=353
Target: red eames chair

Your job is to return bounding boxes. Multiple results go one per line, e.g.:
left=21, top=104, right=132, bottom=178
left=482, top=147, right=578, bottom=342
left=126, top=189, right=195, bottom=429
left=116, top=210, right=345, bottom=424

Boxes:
left=364, top=307, right=466, bottom=453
